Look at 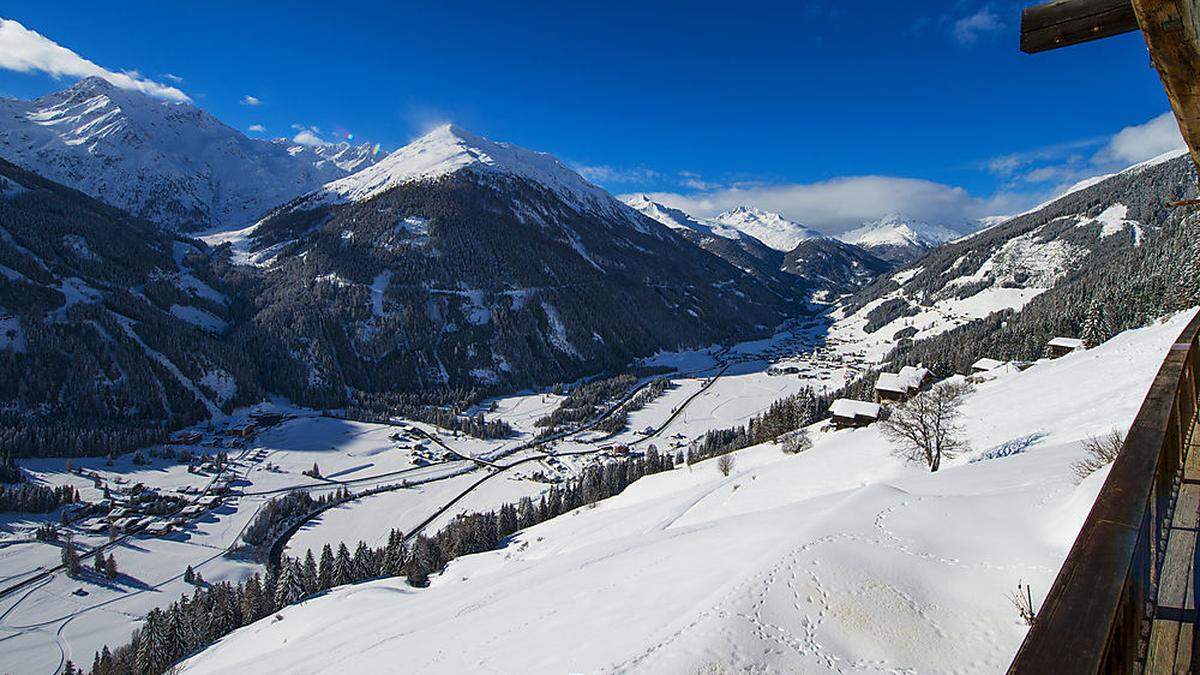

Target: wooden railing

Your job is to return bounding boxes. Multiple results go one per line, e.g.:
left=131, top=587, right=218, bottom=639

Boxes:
left=1009, top=309, right=1200, bottom=673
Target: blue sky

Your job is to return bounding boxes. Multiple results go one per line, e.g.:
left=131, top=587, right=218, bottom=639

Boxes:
left=0, top=1, right=1186, bottom=230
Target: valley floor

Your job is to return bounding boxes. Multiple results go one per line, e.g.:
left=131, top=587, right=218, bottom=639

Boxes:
left=178, top=309, right=1197, bottom=674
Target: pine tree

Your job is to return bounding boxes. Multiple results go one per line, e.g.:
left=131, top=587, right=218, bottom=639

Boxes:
left=333, top=542, right=353, bottom=587
left=60, top=538, right=80, bottom=577
left=352, top=541, right=373, bottom=582
left=407, top=535, right=439, bottom=587
left=274, top=559, right=306, bottom=609
left=241, top=574, right=265, bottom=623
left=318, top=544, right=335, bottom=590
left=1081, top=300, right=1112, bottom=348
left=183, top=564, right=195, bottom=585
left=302, top=549, right=319, bottom=594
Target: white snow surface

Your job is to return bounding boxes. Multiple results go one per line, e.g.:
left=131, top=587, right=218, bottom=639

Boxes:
left=182, top=309, right=1197, bottom=675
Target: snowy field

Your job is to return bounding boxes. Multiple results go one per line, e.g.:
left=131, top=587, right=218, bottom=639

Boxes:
left=181, top=309, right=1195, bottom=674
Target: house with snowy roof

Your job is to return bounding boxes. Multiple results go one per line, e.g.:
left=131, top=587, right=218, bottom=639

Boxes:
left=1046, top=337, right=1085, bottom=358
left=829, top=398, right=882, bottom=429
left=971, top=358, right=1006, bottom=374
left=874, top=365, right=932, bottom=403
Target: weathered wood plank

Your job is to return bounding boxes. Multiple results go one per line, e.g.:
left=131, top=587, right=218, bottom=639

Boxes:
left=1021, top=0, right=1140, bottom=52
left=1130, top=0, right=1200, bottom=179
left=1148, top=617, right=1183, bottom=671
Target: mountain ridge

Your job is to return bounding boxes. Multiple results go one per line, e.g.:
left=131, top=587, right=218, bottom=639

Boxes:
left=0, top=77, right=379, bottom=232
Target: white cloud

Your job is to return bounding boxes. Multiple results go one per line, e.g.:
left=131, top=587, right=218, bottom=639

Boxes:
left=247, top=124, right=266, bottom=133
left=984, top=112, right=1186, bottom=196
left=0, top=18, right=189, bottom=102
left=163, top=73, right=183, bottom=83
left=630, top=175, right=983, bottom=234
left=291, top=124, right=328, bottom=147
left=1096, top=112, right=1186, bottom=165
left=241, top=94, right=262, bottom=106
left=953, top=7, right=1004, bottom=44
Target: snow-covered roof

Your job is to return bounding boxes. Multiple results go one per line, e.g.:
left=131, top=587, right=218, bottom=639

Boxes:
left=830, top=398, right=881, bottom=420
left=1048, top=337, right=1085, bottom=350
left=875, top=372, right=907, bottom=393
left=877, top=366, right=931, bottom=394
left=971, top=358, right=1005, bottom=371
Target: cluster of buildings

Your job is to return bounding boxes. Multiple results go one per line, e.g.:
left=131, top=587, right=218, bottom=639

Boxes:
left=827, top=335, right=1085, bottom=430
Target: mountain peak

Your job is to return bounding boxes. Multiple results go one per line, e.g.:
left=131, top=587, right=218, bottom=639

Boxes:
left=839, top=213, right=962, bottom=251
left=307, top=124, right=627, bottom=219
left=67, top=76, right=117, bottom=94
left=710, top=205, right=822, bottom=252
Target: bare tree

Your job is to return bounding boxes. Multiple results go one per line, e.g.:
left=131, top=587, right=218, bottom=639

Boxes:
left=879, top=380, right=972, bottom=472
left=1071, top=430, right=1124, bottom=480
left=717, top=453, right=735, bottom=477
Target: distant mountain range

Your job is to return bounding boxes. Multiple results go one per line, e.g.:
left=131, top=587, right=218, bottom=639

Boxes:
left=625, top=196, right=908, bottom=297
left=0, top=77, right=379, bottom=231
left=5, top=77, right=1186, bottom=459
left=0, top=100, right=803, bottom=455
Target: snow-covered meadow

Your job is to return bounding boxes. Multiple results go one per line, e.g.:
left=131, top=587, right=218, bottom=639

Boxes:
left=180, top=309, right=1197, bottom=674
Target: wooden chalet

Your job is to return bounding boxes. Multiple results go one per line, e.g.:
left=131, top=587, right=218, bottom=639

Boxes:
left=829, top=398, right=882, bottom=429
left=1046, top=336, right=1085, bottom=358
left=971, top=357, right=1006, bottom=374
left=874, top=365, right=932, bottom=403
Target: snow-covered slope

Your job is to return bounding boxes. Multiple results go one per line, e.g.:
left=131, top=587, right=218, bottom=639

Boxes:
left=838, top=213, right=964, bottom=264
left=624, top=194, right=745, bottom=240
left=294, top=124, right=635, bottom=225
left=710, top=205, right=822, bottom=252
left=181, top=309, right=1197, bottom=674
left=0, top=77, right=378, bottom=231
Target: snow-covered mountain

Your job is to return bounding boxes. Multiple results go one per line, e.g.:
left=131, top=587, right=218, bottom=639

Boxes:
left=623, top=194, right=745, bottom=240
left=626, top=195, right=891, bottom=297
left=837, top=213, right=965, bottom=264
left=286, top=140, right=379, bottom=174
left=290, top=124, right=634, bottom=226
left=0, top=77, right=379, bottom=231
left=831, top=150, right=1198, bottom=364
left=231, top=126, right=796, bottom=396
left=710, top=205, right=822, bottom=252
left=0, top=155, right=262, bottom=455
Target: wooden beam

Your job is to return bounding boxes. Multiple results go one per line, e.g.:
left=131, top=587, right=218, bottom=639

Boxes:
left=1021, top=0, right=1140, bottom=53
left=1130, top=0, right=1200, bottom=178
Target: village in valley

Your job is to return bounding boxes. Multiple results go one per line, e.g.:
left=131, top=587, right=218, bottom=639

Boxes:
left=4, top=0, right=1200, bottom=671
left=0, top=291, right=1109, bottom=673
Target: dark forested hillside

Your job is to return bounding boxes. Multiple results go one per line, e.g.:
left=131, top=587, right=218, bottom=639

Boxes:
left=230, top=171, right=798, bottom=404
left=839, top=152, right=1200, bottom=375
left=782, top=238, right=892, bottom=297
left=0, top=158, right=263, bottom=457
